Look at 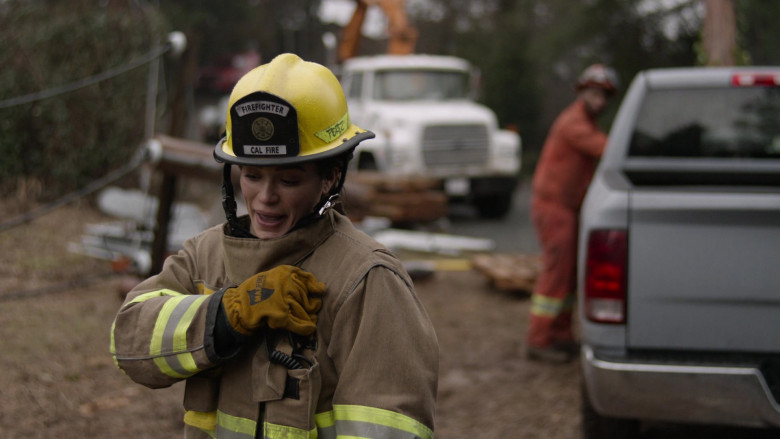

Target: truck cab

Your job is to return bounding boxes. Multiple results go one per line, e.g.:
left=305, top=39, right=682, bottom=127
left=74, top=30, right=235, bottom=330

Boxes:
left=339, top=54, right=521, bottom=218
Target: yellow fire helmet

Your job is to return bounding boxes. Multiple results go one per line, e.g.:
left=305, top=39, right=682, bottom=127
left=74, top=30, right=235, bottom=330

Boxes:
left=214, top=53, right=374, bottom=166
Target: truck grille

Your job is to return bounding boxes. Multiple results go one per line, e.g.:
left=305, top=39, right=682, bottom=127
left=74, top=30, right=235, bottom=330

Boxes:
left=421, top=124, right=489, bottom=168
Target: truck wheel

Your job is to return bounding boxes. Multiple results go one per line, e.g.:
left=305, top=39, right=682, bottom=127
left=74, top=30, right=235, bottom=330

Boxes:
left=474, top=192, right=513, bottom=218
left=581, top=383, right=640, bottom=439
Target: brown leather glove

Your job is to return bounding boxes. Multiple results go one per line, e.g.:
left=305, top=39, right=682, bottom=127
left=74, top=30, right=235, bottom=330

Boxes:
left=221, top=265, right=325, bottom=336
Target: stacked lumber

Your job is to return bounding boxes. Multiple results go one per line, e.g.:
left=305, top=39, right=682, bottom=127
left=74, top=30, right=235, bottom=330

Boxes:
left=343, top=172, right=448, bottom=224
left=471, top=253, right=543, bottom=294
left=151, top=135, right=221, bottom=179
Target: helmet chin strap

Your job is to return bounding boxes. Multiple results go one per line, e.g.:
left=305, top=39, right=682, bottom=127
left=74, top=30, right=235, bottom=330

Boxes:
left=221, top=164, right=254, bottom=238
left=289, top=166, right=349, bottom=233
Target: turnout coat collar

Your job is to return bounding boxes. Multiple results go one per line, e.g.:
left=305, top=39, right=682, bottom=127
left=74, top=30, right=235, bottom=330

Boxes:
left=220, top=214, right=333, bottom=285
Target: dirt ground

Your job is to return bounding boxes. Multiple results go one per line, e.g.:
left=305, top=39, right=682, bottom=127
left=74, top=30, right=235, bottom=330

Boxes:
left=0, top=196, right=582, bottom=439
left=0, top=197, right=774, bottom=438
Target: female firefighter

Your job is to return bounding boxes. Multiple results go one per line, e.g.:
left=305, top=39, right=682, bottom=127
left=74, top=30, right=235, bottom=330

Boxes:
left=110, top=53, right=438, bottom=439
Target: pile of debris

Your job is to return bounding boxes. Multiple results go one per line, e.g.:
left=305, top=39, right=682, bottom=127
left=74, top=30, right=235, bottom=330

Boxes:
left=343, top=172, right=448, bottom=224
left=471, top=253, right=543, bottom=294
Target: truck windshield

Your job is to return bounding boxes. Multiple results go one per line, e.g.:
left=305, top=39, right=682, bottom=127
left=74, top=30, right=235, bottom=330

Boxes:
left=629, top=87, right=780, bottom=159
left=372, top=70, right=469, bottom=101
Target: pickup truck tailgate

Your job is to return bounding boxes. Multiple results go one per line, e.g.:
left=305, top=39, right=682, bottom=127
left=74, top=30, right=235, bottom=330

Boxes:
left=627, top=189, right=780, bottom=352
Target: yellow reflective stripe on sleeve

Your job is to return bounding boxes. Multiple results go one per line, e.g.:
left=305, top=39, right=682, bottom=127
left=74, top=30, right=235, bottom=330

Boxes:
left=331, top=404, right=433, bottom=439
left=150, top=294, right=210, bottom=378
left=110, top=289, right=185, bottom=364
left=262, top=422, right=317, bottom=439
left=216, top=410, right=257, bottom=439
left=184, top=410, right=217, bottom=438
left=127, top=288, right=186, bottom=304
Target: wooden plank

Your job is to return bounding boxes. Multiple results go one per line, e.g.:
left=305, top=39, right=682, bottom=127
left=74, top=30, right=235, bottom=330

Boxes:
left=348, top=171, right=442, bottom=192
left=471, top=253, right=543, bottom=294
left=343, top=172, right=448, bottom=223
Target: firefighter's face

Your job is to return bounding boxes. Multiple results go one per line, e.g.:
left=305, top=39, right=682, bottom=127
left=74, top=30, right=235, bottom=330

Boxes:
left=580, top=87, right=609, bottom=116
left=239, top=164, right=335, bottom=239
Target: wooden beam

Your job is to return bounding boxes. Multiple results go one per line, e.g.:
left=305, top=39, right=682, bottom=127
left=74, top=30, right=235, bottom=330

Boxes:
left=147, top=134, right=221, bottom=275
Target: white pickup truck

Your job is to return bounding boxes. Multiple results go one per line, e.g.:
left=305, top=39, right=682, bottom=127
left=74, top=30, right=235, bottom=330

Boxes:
left=339, top=54, right=521, bottom=218
left=579, top=66, right=780, bottom=437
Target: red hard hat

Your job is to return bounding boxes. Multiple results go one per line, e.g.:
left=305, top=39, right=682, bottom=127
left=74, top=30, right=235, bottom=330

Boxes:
left=576, top=64, right=618, bottom=94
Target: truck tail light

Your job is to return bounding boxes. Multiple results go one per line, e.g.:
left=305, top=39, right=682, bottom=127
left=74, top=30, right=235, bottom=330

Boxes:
left=584, top=229, right=627, bottom=324
left=731, top=73, right=780, bottom=87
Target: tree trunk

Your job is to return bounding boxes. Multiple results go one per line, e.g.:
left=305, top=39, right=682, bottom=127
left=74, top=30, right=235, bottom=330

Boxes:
left=702, top=0, right=736, bottom=66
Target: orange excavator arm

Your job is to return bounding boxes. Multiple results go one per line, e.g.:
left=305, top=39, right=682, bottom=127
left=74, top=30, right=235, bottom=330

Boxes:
left=338, top=0, right=418, bottom=62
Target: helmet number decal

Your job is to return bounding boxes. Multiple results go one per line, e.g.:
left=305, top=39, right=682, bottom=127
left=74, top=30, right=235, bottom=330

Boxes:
left=315, top=112, right=349, bottom=144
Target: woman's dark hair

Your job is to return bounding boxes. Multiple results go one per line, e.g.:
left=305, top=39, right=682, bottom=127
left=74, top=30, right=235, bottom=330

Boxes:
left=316, top=150, right=354, bottom=196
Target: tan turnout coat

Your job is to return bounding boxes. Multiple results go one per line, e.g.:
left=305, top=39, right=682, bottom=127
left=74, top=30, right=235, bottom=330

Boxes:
left=111, top=210, right=438, bottom=438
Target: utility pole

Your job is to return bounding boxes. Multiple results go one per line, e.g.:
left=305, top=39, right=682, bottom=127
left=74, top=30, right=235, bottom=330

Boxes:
left=701, top=0, right=737, bottom=66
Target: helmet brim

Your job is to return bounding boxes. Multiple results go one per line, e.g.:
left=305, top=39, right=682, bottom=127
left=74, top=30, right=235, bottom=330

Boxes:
left=214, top=127, right=375, bottom=167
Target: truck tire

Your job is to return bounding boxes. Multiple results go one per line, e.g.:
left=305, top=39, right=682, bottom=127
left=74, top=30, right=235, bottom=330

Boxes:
left=581, top=383, right=640, bottom=439
left=474, top=192, right=513, bottom=219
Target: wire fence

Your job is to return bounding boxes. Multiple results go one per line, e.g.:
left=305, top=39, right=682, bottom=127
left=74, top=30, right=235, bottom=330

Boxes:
left=0, top=34, right=187, bottom=300
left=0, top=42, right=172, bottom=109
left=0, top=35, right=182, bottom=233
left=0, top=145, right=149, bottom=233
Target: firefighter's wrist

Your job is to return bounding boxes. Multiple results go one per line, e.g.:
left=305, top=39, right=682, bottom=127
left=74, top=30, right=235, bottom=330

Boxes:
left=209, top=288, right=250, bottom=359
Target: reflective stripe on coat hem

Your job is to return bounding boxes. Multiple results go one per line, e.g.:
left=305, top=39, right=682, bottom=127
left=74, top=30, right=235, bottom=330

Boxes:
left=317, top=405, right=432, bottom=439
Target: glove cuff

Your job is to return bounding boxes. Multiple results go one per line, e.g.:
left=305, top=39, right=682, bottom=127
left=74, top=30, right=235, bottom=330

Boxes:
left=220, top=285, right=255, bottom=336
left=209, top=288, right=251, bottom=360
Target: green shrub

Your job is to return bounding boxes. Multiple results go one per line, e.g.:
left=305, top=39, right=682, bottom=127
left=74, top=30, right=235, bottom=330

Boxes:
left=0, top=0, right=168, bottom=201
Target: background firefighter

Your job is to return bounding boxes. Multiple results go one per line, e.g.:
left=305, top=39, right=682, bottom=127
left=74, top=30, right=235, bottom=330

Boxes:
left=111, top=53, right=438, bottom=438
left=525, top=64, right=618, bottom=363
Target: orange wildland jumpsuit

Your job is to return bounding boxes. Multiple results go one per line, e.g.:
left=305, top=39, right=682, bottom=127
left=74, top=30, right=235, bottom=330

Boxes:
left=528, top=99, right=607, bottom=348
